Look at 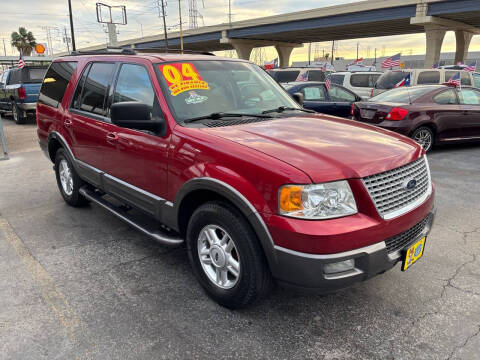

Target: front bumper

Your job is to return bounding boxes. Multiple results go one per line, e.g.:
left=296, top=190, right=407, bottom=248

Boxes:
left=17, top=102, right=37, bottom=111
left=269, top=207, right=436, bottom=291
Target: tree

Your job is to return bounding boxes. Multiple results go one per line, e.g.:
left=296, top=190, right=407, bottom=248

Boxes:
left=11, top=27, right=37, bottom=56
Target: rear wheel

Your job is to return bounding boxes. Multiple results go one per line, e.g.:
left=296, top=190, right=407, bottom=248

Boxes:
left=54, top=148, right=89, bottom=207
left=411, top=126, right=434, bottom=152
left=12, top=102, right=26, bottom=124
left=186, top=201, right=272, bottom=309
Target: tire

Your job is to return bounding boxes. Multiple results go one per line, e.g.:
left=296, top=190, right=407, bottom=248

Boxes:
left=12, top=102, right=26, bottom=124
left=54, top=148, right=89, bottom=207
left=411, top=126, right=435, bottom=152
left=186, top=201, right=272, bottom=309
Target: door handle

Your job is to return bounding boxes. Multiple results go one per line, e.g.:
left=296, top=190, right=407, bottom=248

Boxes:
left=64, top=119, right=73, bottom=128
left=106, top=132, right=119, bottom=142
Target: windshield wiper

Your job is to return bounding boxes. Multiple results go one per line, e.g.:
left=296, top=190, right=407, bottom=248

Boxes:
left=184, top=112, right=273, bottom=124
left=262, top=106, right=315, bottom=114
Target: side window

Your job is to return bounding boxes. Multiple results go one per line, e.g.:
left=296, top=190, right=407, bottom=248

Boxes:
left=350, top=74, right=371, bottom=87
left=473, top=73, right=480, bottom=88
left=433, top=89, right=457, bottom=105
left=417, top=71, right=440, bottom=85
left=7, top=69, right=21, bottom=85
left=72, top=63, right=91, bottom=110
left=458, top=89, right=480, bottom=105
left=77, top=62, right=115, bottom=116
left=307, top=70, right=326, bottom=82
left=38, top=62, right=77, bottom=108
left=328, top=85, right=356, bottom=102
left=460, top=72, right=472, bottom=86
left=329, top=74, right=345, bottom=85
left=302, top=86, right=326, bottom=101
left=113, top=63, right=161, bottom=118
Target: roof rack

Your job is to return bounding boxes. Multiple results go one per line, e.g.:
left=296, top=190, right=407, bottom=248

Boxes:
left=135, top=48, right=215, bottom=56
left=68, top=47, right=215, bottom=57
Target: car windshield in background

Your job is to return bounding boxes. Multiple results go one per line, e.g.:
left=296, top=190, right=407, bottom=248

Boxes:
left=369, top=86, right=434, bottom=103
left=156, top=60, right=300, bottom=122
left=375, top=71, right=410, bottom=89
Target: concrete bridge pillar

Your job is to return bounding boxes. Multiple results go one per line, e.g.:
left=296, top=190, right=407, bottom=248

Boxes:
left=231, top=42, right=254, bottom=61
left=275, top=45, right=296, bottom=68
left=455, top=30, right=474, bottom=64
left=424, top=26, right=446, bottom=68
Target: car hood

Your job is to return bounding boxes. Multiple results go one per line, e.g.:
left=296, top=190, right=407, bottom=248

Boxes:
left=203, top=115, right=423, bottom=183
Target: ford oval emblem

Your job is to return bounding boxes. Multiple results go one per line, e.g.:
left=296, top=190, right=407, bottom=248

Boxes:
left=404, top=178, right=417, bottom=191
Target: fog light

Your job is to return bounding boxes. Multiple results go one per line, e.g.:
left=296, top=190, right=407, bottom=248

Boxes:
left=323, top=259, right=355, bottom=275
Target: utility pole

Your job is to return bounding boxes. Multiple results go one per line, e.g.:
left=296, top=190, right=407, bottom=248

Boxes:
left=308, top=42, right=311, bottom=65
left=63, top=27, right=70, bottom=53
left=331, top=40, right=334, bottom=65
left=356, top=41, right=359, bottom=60
left=228, top=0, right=232, bottom=25
left=2, top=39, right=6, bottom=56
left=374, top=48, right=377, bottom=64
left=158, top=0, right=168, bottom=50
left=178, top=0, right=184, bottom=52
left=68, top=0, right=76, bottom=51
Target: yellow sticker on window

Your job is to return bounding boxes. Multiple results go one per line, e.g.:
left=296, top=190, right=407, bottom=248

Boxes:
left=159, top=63, right=209, bottom=96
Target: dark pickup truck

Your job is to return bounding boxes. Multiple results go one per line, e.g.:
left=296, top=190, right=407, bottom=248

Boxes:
left=0, top=66, right=48, bottom=124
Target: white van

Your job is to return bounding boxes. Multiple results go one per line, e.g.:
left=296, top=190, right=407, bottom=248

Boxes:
left=372, top=69, right=480, bottom=97
left=329, top=71, right=382, bottom=99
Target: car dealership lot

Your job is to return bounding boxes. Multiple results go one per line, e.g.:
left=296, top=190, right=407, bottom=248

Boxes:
left=0, top=120, right=479, bottom=359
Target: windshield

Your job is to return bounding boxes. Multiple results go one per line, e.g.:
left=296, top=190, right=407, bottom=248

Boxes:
left=369, top=86, right=434, bottom=103
left=156, top=60, right=300, bottom=122
left=375, top=71, right=410, bottom=89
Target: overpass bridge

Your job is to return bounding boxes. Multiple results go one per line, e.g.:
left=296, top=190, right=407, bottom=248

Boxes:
left=76, top=0, right=480, bottom=68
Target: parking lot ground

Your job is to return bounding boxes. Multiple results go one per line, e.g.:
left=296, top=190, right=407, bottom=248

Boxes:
left=0, top=119, right=479, bottom=360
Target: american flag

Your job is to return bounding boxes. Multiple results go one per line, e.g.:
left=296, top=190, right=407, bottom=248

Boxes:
left=447, top=72, right=461, bottom=87
left=295, top=70, right=308, bottom=82
left=381, top=53, right=401, bottom=69
left=325, top=77, right=331, bottom=92
left=18, top=49, right=26, bottom=69
left=465, top=60, right=477, bottom=72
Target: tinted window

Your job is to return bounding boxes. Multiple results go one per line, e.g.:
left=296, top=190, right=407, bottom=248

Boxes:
left=350, top=73, right=380, bottom=87
left=417, top=71, right=440, bottom=85
left=307, top=70, right=326, bottom=81
left=458, top=89, right=480, bottom=105
left=38, top=62, right=77, bottom=108
left=78, top=62, right=115, bottom=116
left=329, top=74, right=345, bottom=85
left=302, top=86, right=326, bottom=101
left=72, top=63, right=91, bottom=110
left=375, top=71, right=410, bottom=89
left=433, top=89, right=457, bottom=105
left=445, top=71, right=471, bottom=86
left=370, top=86, right=434, bottom=103
left=328, top=85, right=356, bottom=102
left=8, top=69, right=21, bottom=85
left=275, top=70, right=300, bottom=83
left=473, top=73, right=480, bottom=88
left=24, top=67, right=47, bottom=83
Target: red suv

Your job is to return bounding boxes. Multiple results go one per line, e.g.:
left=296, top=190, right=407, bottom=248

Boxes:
left=37, top=50, right=436, bottom=308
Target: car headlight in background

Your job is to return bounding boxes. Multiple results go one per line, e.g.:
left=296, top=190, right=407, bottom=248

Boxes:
left=279, top=181, right=357, bottom=219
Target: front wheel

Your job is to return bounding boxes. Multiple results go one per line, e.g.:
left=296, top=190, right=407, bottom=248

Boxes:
left=411, top=126, right=434, bottom=152
left=12, top=102, right=26, bottom=124
left=186, top=201, right=272, bottom=309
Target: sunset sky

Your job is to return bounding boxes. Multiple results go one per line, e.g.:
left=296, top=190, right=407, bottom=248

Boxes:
left=1, top=0, right=479, bottom=62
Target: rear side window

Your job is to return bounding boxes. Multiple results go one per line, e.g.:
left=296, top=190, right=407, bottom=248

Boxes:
left=350, top=74, right=378, bottom=87
left=328, top=85, right=356, bottom=102
left=75, top=62, right=115, bottom=116
left=24, top=68, right=47, bottom=83
left=433, top=89, right=457, bottom=105
left=7, top=69, right=21, bottom=85
left=458, top=89, right=480, bottom=105
left=473, top=73, right=480, bottom=88
left=417, top=71, right=440, bottom=85
left=445, top=71, right=471, bottom=86
left=275, top=71, right=300, bottom=83
left=302, top=85, right=326, bottom=101
left=375, top=71, right=409, bottom=89
left=38, top=62, right=77, bottom=108
left=307, top=70, right=326, bottom=82
left=329, top=74, right=345, bottom=85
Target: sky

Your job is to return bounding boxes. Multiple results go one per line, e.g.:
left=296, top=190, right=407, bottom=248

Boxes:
left=1, top=0, right=479, bottom=63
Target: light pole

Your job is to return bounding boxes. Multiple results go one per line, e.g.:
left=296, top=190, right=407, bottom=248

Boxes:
left=68, top=0, right=76, bottom=51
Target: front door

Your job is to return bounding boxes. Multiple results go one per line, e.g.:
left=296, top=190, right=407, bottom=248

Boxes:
left=328, top=84, right=357, bottom=118
left=301, top=85, right=333, bottom=114
left=101, top=62, right=169, bottom=200
left=457, top=88, right=480, bottom=139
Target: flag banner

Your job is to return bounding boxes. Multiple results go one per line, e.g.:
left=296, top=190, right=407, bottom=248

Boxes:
left=381, top=53, right=401, bottom=69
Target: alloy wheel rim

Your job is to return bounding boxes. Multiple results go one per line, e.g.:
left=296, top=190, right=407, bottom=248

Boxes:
left=59, top=159, right=74, bottom=196
left=413, top=130, right=432, bottom=151
left=197, top=224, right=240, bottom=289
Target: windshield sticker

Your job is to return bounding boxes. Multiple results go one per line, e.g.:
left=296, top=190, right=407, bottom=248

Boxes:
left=185, top=91, right=208, bottom=105
left=159, top=63, right=209, bottom=96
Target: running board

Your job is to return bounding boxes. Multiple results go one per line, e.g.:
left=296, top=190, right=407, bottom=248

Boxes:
left=79, top=187, right=184, bottom=246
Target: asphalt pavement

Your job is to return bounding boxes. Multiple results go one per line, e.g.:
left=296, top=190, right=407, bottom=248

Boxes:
left=0, top=118, right=479, bottom=360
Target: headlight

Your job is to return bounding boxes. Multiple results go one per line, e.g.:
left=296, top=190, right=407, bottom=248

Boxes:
left=279, top=181, right=357, bottom=219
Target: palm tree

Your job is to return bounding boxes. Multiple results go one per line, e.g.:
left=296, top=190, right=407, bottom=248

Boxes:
left=11, top=27, right=37, bottom=56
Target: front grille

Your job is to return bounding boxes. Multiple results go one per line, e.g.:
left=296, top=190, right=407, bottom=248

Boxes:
left=362, top=156, right=431, bottom=219
left=385, top=214, right=431, bottom=254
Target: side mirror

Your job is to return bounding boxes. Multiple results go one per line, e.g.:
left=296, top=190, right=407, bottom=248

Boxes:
left=292, top=92, right=304, bottom=106
left=111, top=102, right=164, bottom=132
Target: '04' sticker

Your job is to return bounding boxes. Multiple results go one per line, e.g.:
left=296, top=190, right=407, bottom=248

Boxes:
left=159, top=63, right=209, bottom=96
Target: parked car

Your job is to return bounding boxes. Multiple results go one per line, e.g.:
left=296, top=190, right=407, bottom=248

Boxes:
left=352, top=84, right=480, bottom=152
left=285, top=81, right=361, bottom=118
left=0, top=66, right=48, bottom=124
left=329, top=71, right=382, bottom=99
left=37, top=51, right=435, bottom=308
left=372, top=69, right=480, bottom=97
left=267, top=67, right=332, bottom=85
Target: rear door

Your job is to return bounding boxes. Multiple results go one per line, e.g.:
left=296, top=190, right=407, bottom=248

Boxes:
left=300, top=84, right=332, bottom=114
left=66, top=62, right=117, bottom=175
left=430, top=89, right=462, bottom=141
left=327, top=84, right=358, bottom=118
left=457, top=88, right=480, bottom=138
